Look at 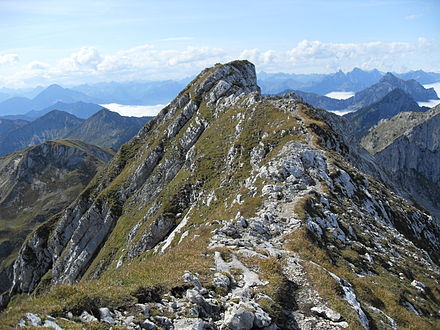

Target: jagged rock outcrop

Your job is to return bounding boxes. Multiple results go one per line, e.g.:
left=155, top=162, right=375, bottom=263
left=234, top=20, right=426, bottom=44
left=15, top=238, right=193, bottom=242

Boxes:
left=0, top=139, right=113, bottom=299
left=361, top=103, right=440, bottom=154
left=1, top=61, right=439, bottom=329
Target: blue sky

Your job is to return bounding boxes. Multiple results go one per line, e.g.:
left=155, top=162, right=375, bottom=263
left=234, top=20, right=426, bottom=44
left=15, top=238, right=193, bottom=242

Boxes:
left=0, top=0, right=439, bottom=87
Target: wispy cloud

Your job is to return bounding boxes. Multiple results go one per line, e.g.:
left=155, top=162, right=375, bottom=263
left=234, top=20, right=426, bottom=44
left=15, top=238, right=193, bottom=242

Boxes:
left=405, top=13, right=423, bottom=20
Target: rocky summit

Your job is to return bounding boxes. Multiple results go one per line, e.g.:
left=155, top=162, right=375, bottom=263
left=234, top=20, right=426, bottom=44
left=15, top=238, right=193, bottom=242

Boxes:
left=0, top=61, right=439, bottom=329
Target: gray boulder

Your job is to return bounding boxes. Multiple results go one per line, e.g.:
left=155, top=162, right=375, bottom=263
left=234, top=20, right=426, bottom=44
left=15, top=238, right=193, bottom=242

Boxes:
left=224, top=307, right=255, bottom=330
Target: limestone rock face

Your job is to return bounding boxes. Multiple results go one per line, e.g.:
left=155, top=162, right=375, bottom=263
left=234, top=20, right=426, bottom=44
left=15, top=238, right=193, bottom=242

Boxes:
left=366, top=104, right=440, bottom=219
left=3, top=61, right=439, bottom=329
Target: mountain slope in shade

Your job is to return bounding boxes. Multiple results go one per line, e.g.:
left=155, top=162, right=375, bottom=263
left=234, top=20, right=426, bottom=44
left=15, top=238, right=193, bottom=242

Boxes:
left=66, top=109, right=153, bottom=150
left=0, top=139, right=113, bottom=295
left=362, top=104, right=440, bottom=219
left=344, top=88, right=426, bottom=138
left=0, top=110, right=84, bottom=156
left=0, top=109, right=153, bottom=156
left=1, top=61, right=438, bottom=329
left=0, top=119, right=29, bottom=140
left=290, top=90, right=345, bottom=110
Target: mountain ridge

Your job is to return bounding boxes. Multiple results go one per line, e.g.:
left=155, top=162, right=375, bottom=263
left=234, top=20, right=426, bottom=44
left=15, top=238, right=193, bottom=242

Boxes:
left=0, top=110, right=84, bottom=156
left=344, top=88, right=426, bottom=138
left=66, top=108, right=153, bottom=150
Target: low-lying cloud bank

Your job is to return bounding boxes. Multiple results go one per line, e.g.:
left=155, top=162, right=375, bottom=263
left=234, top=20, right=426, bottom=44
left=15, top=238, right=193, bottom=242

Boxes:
left=101, top=103, right=166, bottom=117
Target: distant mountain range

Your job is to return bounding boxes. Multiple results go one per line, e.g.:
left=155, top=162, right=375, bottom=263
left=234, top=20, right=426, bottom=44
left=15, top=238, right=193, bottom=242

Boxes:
left=0, top=68, right=438, bottom=117
left=0, top=109, right=153, bottom=156
left=0, top=84, right=97, bottom=116
left=259, top=68, right=440, bottom=95
left=26, top=101, right=104, bottom=119
left=304, top=68, right=383, bottom=94
left=290, top=73, right=438, bottom=111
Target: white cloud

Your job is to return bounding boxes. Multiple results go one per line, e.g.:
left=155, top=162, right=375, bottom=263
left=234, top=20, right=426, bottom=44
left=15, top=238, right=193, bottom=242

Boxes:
left=238, top=38, right=438, bottom=74
left=417, top=100, right=440, bottom=108
left=96, top=44, right=228, bottom=79
left=423, top=82, right=440, bottom=97
left=101, top=103, right=167, bottom=117
left=0, top=53, right=19, bottom=65
left=99, top=44, right=226, bottom=69
left=325, top=91, right=355, bottom=100
left=329, top=109, right=356, bottom=116
left=287, top=40, right=416, bottom=65
left=59, top=46, right=102, bottom=71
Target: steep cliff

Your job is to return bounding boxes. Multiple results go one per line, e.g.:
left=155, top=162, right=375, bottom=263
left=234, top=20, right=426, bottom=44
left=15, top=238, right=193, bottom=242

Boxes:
left=1, top=61, right=439, bottom=329
left=362, top=104, right=440, bottom=220
left=0, top=139, right=113, bottom=297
